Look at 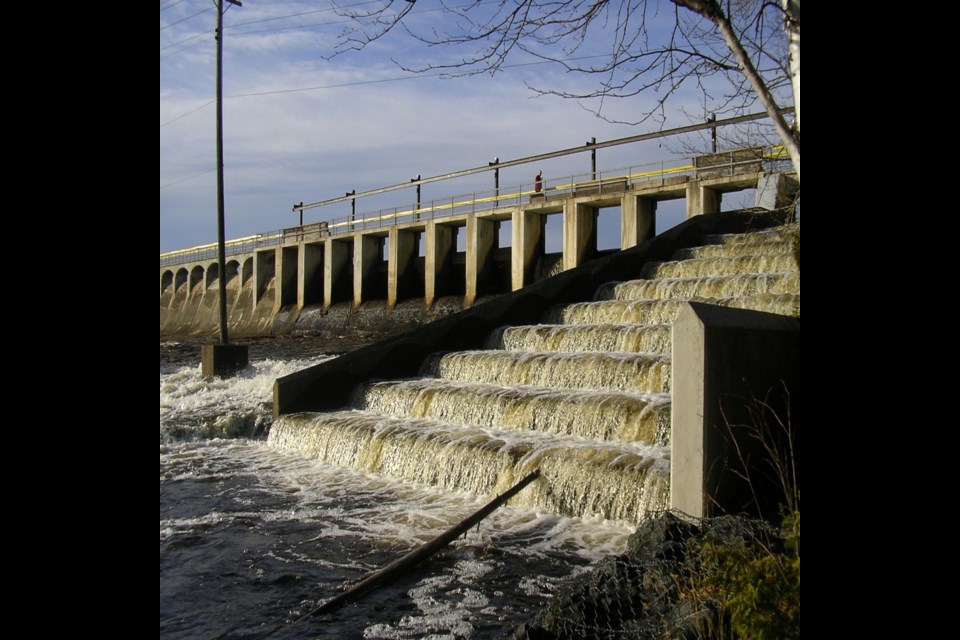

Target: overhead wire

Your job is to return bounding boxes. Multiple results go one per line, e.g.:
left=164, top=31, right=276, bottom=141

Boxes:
left=160, top=5, right=214, bottom=31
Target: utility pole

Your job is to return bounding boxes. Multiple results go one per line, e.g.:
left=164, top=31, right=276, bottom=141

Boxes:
left=215, top=0, right=241, bottom=345
left=203, top=0, right=247, bottom=377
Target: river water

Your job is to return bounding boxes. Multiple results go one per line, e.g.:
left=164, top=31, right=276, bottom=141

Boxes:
left=160, top=342, right=634, bottom=640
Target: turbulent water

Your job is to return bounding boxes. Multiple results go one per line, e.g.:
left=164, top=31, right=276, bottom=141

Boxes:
left=160, top=347, right=635, bottom=640
left=160, top=224, right=800, bottom=639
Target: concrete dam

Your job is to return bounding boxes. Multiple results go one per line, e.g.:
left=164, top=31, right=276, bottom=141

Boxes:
left=270, top=209, right=800, bottom=523
left=160, top=142, right=799, bottom=522
left=159, top=149, right=794, bottom=343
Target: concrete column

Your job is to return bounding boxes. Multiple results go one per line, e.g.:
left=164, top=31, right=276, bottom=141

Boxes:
left=298, top=243, right=324, bottom=307
left=511, top=210, right=541, bottom=291
left=465, top=215, right=495, bottom=307
left=388, top=228, right=417, bottom=309
left=354, top=233, right=380, bottom=310
left=324, top=238, right=351, bottom=310
left=755, top=173, right=800, bottom=211
left=279, top=246, right=298, bottom=308
left=425, top=222, right=454, bottom=307
left=686, top=180, right=721, bottom=218
left=621, top=195, right=657, bottom=249
left=563, top=202, right=596, bottom=271
left=254, top=248, right=274, bottom=308
left=205, top=265, right=218, bottom=292
left=671, top=302, right=800, bottom=520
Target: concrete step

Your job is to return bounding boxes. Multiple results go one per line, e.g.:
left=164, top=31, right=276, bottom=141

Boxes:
left=488, top=323, right=672, bottom=355
left=353, top=378, right=671, bottom=445
left=595, top=272, right=800, bottom=302
left=420, top=349, right=672, bottom=394
left=642, top=254, right=798, bottom=279
left=270, top=409, right=670, bottom=522
left=544, top=293, right=800, bottom=325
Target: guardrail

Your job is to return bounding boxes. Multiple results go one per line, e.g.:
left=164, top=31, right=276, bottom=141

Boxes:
left=160, top=145, right=790, bottom=269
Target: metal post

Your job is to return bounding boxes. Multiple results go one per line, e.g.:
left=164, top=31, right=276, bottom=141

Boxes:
left=347, top=190, right=356, bottom=229
left=412, top=175, right=421, bottom=220
left=708, top=114, right=717, bottom=153
left=215, top=0, right=242, bottom=345
left=588, top=137, right=596, bottom=181
left=489, top=157, right=499, bottom=207
left=297, top=201, right=303, bottom=227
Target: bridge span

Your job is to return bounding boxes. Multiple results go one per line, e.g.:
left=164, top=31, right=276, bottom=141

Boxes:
left=160, top=147, right=795, bottom=338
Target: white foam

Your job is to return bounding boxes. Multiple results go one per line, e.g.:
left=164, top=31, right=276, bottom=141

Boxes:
left=159, top=355, right=332, bottom=440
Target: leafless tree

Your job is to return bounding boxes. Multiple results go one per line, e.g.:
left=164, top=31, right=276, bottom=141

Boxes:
left=332, top=0, right=799, bottom=182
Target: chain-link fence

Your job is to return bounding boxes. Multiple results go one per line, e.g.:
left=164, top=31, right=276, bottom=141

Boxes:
left=509, top=511, right=799, bottom=640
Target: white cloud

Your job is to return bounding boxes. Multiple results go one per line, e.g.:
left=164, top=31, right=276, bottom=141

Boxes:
left=161, top=1, right=776, bottom=252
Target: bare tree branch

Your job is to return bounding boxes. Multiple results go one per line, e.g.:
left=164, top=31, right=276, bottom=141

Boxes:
left=328, top=0, right=800, bottom=180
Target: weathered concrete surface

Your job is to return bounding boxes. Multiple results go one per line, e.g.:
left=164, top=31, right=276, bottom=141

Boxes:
left=274, top=209, right=792, bottom=418
left=671, top=302, right=800, bottom=520
left=756, top=172, right=800, bottom=210
left=201, top=343, right=249, bottom=378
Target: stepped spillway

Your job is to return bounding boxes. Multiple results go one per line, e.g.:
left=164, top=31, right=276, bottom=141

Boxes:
left=270, top=222, right=800, bottom=523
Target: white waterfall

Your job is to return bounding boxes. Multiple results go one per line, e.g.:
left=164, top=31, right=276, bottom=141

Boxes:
left=269, top=224, right=800, bottom=524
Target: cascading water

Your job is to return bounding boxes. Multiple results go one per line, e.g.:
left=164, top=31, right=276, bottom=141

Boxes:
left=269, top=224, right=800, bottom=526
left=543, top=293, right=799, bottom=325
left=420, top=350, right=672, bottom=394
left=489, top=323, right=672, bottom=354
left=354, top=379, right=671, bottom=444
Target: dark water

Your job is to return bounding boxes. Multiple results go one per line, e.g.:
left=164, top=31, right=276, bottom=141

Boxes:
left=160, top=342, right=632, bottom=639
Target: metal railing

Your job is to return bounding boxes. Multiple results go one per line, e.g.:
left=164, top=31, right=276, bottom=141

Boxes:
left=159, top=233, right=282, bottom=268
left=160, top=145, right=790, bottom=270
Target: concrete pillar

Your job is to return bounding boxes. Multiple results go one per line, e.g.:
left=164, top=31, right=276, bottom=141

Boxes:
left=756, top=172, right=800, bottom=211
left=563, top=202, right=596, bottom=271
left=241, top=258, right=252, bottom=288
left=254, top=249, right=274, bottom=308
left=671, top=302, right=800, bottom=520
left=205, top=265, right=218, bottom=292
left=511, top=210, right=541, bottom=291
left=279, top=246, right=298, bottom=308
left=465, top=216, right=495, bottom=307
left=621, top=195, right=656, bottom=249
left=298, top=243, right=324, bottom=307
left=388, top=228, right=417, bottom=309
left=324, top=238, right=351, bottom=309
left=190, top=266, right=204, bottom=294
left=354, top=233, right=380, bottom=309
left=686, top=180, right=721, bottom=218
left=425, top=223, right=454, bottom=307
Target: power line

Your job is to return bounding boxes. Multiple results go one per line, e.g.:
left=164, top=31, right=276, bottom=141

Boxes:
left=160, top=28, right=211, bottom=53
left=160, top=6, right=214, bottom=31
left=160, top=0, right=187, bottom=12
left=160, top=168, right=216, bottom=191
left=160, top=53, right=622, bottom=128
left=159, top=0, right=186, bottom=12
left=161, top=100, right=215, bottom=127
left=229, top=1, right=383, bottom=28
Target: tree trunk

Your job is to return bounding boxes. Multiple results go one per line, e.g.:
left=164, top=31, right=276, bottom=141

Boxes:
left=785, top=0, right=800, bottom=161
left=672, top=0, right=800, bottom=183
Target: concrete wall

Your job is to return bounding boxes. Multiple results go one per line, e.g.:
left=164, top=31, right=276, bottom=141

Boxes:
left=671, top=302, right=800, bottom=520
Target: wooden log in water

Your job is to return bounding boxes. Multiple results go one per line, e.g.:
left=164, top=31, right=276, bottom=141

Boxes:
left=295, top=469, right=541, bottom=621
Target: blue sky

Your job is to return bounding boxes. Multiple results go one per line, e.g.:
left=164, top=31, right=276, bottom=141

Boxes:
left=160, top=1, right=776, bottom=253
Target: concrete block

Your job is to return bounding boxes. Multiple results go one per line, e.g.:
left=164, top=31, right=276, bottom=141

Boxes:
left=201, top=344, right=249, bottom=378
left=756, top=172, right=800, bottom=211
left=671, top=302, right=800, bottom=520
